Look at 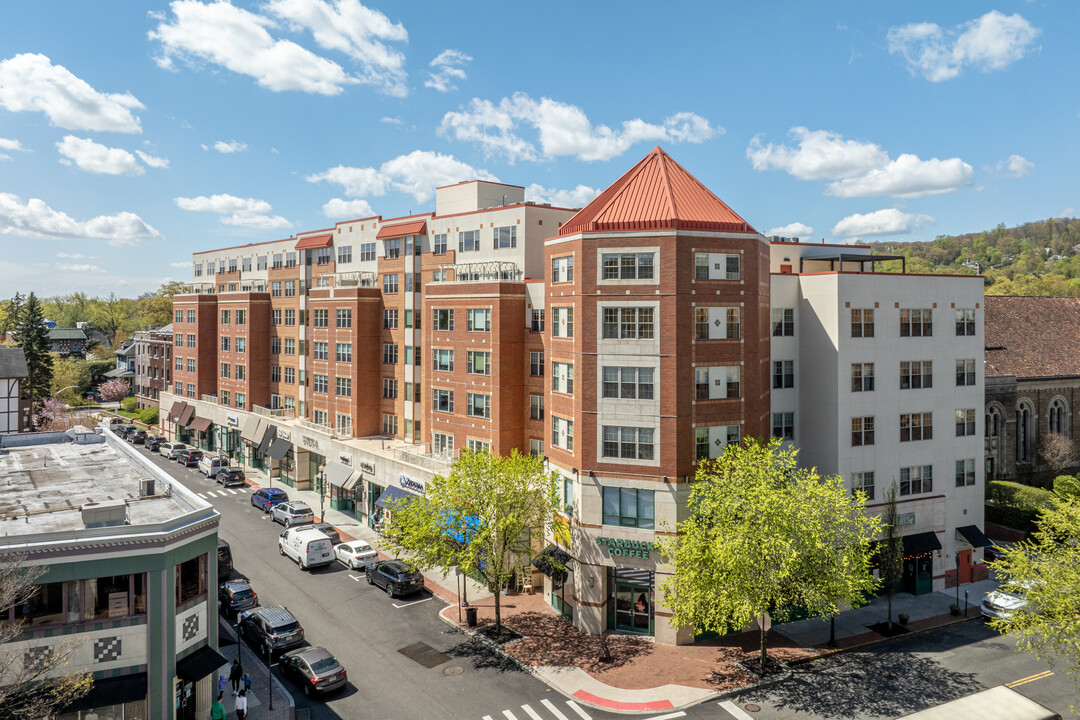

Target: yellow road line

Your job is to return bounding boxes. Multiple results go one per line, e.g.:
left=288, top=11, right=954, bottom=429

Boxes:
left=1006, top=670, right=1054, bottom=688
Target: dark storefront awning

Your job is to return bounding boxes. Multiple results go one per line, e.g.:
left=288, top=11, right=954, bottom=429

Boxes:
left=324, top=461, right=353, bottom=488
left=956, top=525, right=991, bottom=548
left=62, top=672, right=147, bottom=713
left=531, top=544, right=573, bottom=581
left=902, top=531, right=943, bottom=556
left=266, top=437, right=292, bottom=460
left=178, top=404, right=196, bottom=427
left=176, top=645, right=228, bottom=682
left=257, top=424, right=278, bottom=456
left=189, top=416, right=212, bottom=432
left=375, top=485, right=419, bottom=509
left=169, top=400, right=189, bottom=422
left=240, top=415, right=264, bottom=443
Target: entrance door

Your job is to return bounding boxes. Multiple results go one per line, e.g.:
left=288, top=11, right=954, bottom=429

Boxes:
left=176, top=678, right=195, bottom=720
left=902, top=556, right=934, bottom=595
left=608, top=568, right=654, bottom=635
left=958, top=549, right=973, bottom=584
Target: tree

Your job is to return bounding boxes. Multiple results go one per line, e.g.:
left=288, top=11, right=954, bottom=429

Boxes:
left=138, top=281, right=187, bottom=329
left=0, top=293, right=22, bottom=340
left=97, top=378, right=130, bottom=402
left=988, top=497, right=1080, bottom=706
left=658, top=438, right=881, bottom=670
left=89, top=293, right=138, bottom=347
left=879, top=481, right=905, bottom=630
left=31, top=397, right=78, bottom=432
left=1039, top=433, right=1077, bottom=480
left=382, top=450, right=561, bottom=636
left=0, top=553, right=92, bottom=718
left=50, top=356, right=91, bottom=405
left=12, top=293, right=54, bottom=418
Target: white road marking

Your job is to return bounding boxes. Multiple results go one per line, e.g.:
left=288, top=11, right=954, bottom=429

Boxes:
left=647, top=713, right=686, bottom=720
left=719, top=700, right=755, bottom=720
left=502, top=710, right=519, bottom=720
left=482, top=716, right=494, bottom=720
left=521, top=704, right=544, bottom=720
left=348, top=574, right=363, bottom=582
left=566, top=700, right=591, bottom=719
left=197, top=493, right=207, bottom=499
left=392, top=596, right=433, bottom=609
left=205, top=491, right=218, bottom=498
left=541, top=699, right=570, bottom=720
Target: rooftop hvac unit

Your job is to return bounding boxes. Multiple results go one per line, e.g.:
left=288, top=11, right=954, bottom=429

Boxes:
left=82, top=499, right=127, bottom=528
left=140, top=478, right=156, bottom=497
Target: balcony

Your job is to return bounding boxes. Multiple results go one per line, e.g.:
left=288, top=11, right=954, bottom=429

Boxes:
left=394, top=444, right=457, bottom=474
left=253, top=404, right=292, bottom=420
left=331, top=271, right=378, bottom=288
left=439, top=261, right=521, bottom=284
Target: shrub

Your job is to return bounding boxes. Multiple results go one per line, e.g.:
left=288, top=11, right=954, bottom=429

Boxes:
left=120, top=396, right=138, bottom=412
left=1053, top=475, right=1080, bottom=499
left=986, top=480, right=1053, bottom=508
left=138, top=407, right=159, bottom=426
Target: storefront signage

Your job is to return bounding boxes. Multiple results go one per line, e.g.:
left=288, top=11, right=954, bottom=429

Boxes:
left=278, top=429, right=291, bottom=441
left=339, top=452, right=352, bottom=466
left=596, top=537, right=658, bottom=559
left=227, top=415, right=239, bottom=427
left=360, top=461, right=375, bottom=475
left=898, top=513, right=916, bottom=527
left=399, top=473, right=425, bottom=494
left=302, top=435, right=320, bottom=451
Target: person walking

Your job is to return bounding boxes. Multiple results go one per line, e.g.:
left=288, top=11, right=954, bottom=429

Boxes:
left=234, top=688, right=248, bottom=720
left=210, top=693, right=226, bottom=720
left=229, top=660, right=242, bottom=695
left=217, top=673, right=227, bottom=697
left=241, top=672, right=252, bottom=694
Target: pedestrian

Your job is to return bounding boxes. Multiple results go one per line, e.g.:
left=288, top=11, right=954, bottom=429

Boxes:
left=242, top=672, right=252, bottom=693
left=217, top=673, right=227, bottom=697
left=229, top=660, right=242, bottom=695
left=234, top=688, right=248, bottom=720
left=210, top=693, right=226, bottom=720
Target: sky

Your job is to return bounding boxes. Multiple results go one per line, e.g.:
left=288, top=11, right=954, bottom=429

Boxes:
left=0, top=1, right=1076, bottom=298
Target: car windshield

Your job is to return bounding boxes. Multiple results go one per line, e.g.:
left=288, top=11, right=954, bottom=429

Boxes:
left=232, top=588, right=254, bottom=600
left=272, top=621, right=299, bottom=633
left=309, top=656, right=340, bottom=673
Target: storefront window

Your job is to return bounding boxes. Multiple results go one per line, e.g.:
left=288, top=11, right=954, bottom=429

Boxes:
left=15, top=582, right=64, bottom=626
left=602, top=487, right=654, bottom=529
left=175, top=555, right=207, bottom=605
left=609, top=568, right=654, bottom=635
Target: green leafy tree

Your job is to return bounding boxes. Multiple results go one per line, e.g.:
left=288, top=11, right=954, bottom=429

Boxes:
left=382, top=450, right=561, bottom=635
left=879, top=481, right=905, bottom=630
left=988, top=498, right=1080, bottom=709
left=50, top=356, right=92, bottom=405
left=658, top=438, right=881, bottom=670
left=12, top=293, right=54, bottom=417
left=89, top=293, right=138, bottom=347
left=137, top=280, right=187, bottom=329
left=0, top=293, right=23, bottom=341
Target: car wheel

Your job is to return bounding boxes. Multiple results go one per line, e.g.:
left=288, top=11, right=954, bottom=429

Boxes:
left=284, top=519, right=291, bottom=528
left=386, top=584, right=395, bottom=598
left=366, top=572, right=374, bottom=585
left=300, top=559, right=307, bottom=571
left=279, top=544, right=285, bottom=556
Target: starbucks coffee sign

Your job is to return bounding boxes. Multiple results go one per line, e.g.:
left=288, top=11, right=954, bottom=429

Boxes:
left=596, top=537, right=658, bottom=559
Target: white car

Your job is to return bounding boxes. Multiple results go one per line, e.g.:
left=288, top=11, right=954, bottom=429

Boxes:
left=981, top=581, right=1037, bottom=621
left=271, top=501, right=314, bottom=528
left=334, top=541, right=378, bottom=570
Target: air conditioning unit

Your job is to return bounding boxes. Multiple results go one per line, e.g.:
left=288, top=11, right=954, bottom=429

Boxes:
left=140, top=478, right=156, bottom=497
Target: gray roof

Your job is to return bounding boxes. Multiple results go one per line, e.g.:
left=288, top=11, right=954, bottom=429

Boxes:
left=0, top=346, right=28, bottom=378
left=48, top=328, right=87, bottom=341
left=115, top=342, right=136, bottom=358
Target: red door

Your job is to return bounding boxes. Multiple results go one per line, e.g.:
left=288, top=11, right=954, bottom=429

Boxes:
left=958, top=549, right=973, bottom=584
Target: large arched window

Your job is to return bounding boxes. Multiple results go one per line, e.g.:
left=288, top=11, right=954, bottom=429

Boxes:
left=1017, top=400, right=1035, bottom=462
left=1048, top=397, right=1069, bottom=436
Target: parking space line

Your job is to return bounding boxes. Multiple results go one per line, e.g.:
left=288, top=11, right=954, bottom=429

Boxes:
left=719, top=701, right=755, bottom=720
left=502, top=710, right=520, bottom=720
left=521, top=704, right=544, bottom=720
left=540, top=699, right=570, bottom=720
left=566, top=700, right=591, bottom=719
left=348, top=575, right=364, bottom=582
left=197, top=493, right=207, bottom=499
left=392, top=596, right=433, bottom=609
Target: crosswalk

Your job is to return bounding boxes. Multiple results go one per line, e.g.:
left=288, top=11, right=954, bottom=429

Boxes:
left=197, top=488, right=244, bottom=498
left=480, top=701, right=688, bottom=720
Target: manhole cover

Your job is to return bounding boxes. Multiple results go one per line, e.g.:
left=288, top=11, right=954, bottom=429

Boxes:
left=397, top=642, right=452, bottom=669
left=443, top=665, right=464, bottom=676
left=744, top=704, right=761, bottom=712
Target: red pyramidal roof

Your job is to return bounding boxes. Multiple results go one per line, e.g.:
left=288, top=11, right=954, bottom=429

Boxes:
left=558, top=146, right=757, bottom=237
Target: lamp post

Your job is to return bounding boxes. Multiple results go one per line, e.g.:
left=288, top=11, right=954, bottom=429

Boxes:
left=266, top=642, right=274, bottom=711
left=317, top=465, right=326, bottom=521
left=955, top=553, right=962, bottom=605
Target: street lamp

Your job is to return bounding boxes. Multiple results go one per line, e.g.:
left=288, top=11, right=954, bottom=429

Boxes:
left=317, top=464, right=326, bottom=522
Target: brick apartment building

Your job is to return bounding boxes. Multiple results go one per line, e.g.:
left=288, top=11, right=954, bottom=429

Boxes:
left=164, top=147, right=988, bottom=644
left=134, top=324, right=173, bottom=409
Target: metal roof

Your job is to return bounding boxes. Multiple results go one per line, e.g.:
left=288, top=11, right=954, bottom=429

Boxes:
left=47, top=328, right=87, bottom=341
left=376, top=218, right=427, bottom=239
left=294, top=233, right=333, bottom=250
left=0, top=346, right=28, bottom=378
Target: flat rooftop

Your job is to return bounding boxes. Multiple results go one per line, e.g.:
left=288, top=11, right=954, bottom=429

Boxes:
left=0, top=441, right=191, bottom=536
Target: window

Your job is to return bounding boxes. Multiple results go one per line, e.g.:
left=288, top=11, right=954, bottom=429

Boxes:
left=602, top=487, right=654, bottom=528
left=552, top=361, right=574, bottom=394
left=467, top=308, right=491, bottom=332
left=271, top=309, right=281, bottom=326
left=466, top=393, right=491, bottom=418
left=383, top=413, right=398, bottom=435
left=773, top=360, right=794, bottom=389
left=432, top=269, right=448, bottom=282
left=236, top=392, right=245, bottom=409
left=432, top=388, right=454, bottom=413
left=221, top=309, right=231, bottom=325
left=383, top=343, right=398, bottom=364
left=956, top=308, right=976, bottom=336
left=337, top=413, right=352, bottom=436
left=529, top=438, right=544, bottom=456
left=271, top=281, right=282, bottom=297
left=405, top=309, right=414, bottom=328
left=384, top=309, right=398, bottom=329
left=900, top=360, right=933, bottom=390
left=772, top=308, right=794, bottom=336
left=381, top=238, right=402, bottom=259
left=493, top=225, right=517, bottom=249
left=425, top=347, right=452, bottom=372
left=851, top=416, right=875, bottom=446
left=360, top=243, right=376, bottom=262
left=258, top=255, right=268, bottom=271
left=175, top=309, right=183, bottom=324
left=432, top=309, right=454, bottom=331
left=772, top=412, right=794, bottom=440
left=184, top=310, right=195, bottom=325
left=466, top=439, right=491, bottom=453
left=693, top=252, right=741, bottom=280
left=433, top=234, right=447, bottom=254
left=548, top=307, right=572, bottom=338
left=601, top=306, right=654, bottom=339
left=284, top=280, right=296, bottom=297
left=851, top=363, right=874, bottom=392
left=284, top=309, right=295, bottom=326
left=241, top=257, right=251, bottom=272
left=175, top=334, right=183, bottom=347
left=383, top=378, right=398, bottom=399
left=186, top=358, right=195, bottom=373
left=851, top=471, right=875, bottom=500
left=337, top=245, right=352, bottom=263
left=313, top=341, right=328, bottom=360
left=694, top=425, right=741, bottom=461
left=175, top=555, right=207, bottom=605
left=186, top=383, right=195, bottom=398
left=235, top=310, right=246, bottom=325
left=529, top=351, right=544, bottom=376
left=272, top=253, right=283, bottom=269
left=221, top=362, right=230, bottom=379
left=602, top=426, right=655, bottom=460
left=458, top=229, right=481, bottom=252
left=228, top=259, right=237, bottom=273
left=851, top=308, right=874, bottom=338
left=694, top=307, right=740, bottom=339
left=383, top=274, right=399, bottom=294
left=315, top=247, right=331, bottom=265
left=337, top=309, right=352, bottom=328
left=900, top=465, right=933, bottom=496
left=602, top=252, right=654, bottom=280
left=604, top=367, right=655, bottom=399
left=194, top=262, right=203, bottom=276
left=235, top=365, right=245, bottom=381
left=1050, top=398, right=1067, bottom=434
left=530, top=394, right=544, bottom=420
left=336, top=343, right=351, bottom=362
left=900, top=308, right=932, bottom=337
left=271, top=365, right=281, bottom=382
left=900, top=412, right=933, bottom=442
left=427, top=432, right=453, bottom=455
left=956, top=359, right=976, bottom=386
left=271, top=338, right=281, bottom=354
left=531, top=309, right=544, bottom=332
left=552, top=256, right=574, bottom=283
left=552, top=415, right=573, bottom=451
left=467, top=351, right=491, bottom=375
left=284, top=338, right=295, bottom=355
left=313, top=309, right=328, bottom=327
left=956, top=459, right=976, bottom=486
left=336, top=377, right=351, bottom=397
left=284, top=367, right=294, bottom=384
left=955, top=408, right=976, bottom=436
left=308, top=374, right=326, bottom=393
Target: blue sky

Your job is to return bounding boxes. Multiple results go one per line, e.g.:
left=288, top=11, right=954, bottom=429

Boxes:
left=0, top=1, right=1075, bottom=297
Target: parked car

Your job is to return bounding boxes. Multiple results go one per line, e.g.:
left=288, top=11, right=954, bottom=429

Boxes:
left=280, top=646, right=348, bottom=698
left=984, top=540, right=1009, bottom=564
left=217, top=538, right=234, bottom=581
left=271, top=501, right=314, bottom=528
left=365, top=560, right=425, bottom=598
left=251, top=488, right=290, bottom=512
left=278, top=527, right=334, bottom=570
left=177, top=449, right=203, bottom=467
left=981, top=588, right=1028, bottom=621
left=128, top=429, right=147, bottom=444
left=117, top=425, right=137, bottom=439
left=159, top=442, right=187, bottom=460
left=312, top=523, right=341, bottom=545
left=238, top=606, right=305, bottom=655
left=334, top=540, right=377, bottom=570
left=145, top=435, right=167, bottom=451
left=197, top=454, right=229, bottom=478
left=217, top=468, right=247, bottom=487
left=218, top=580, right=259, bottom=616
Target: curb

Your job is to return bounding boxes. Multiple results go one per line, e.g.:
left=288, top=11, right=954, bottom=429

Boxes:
left=787, top=613, right=985, bottom=665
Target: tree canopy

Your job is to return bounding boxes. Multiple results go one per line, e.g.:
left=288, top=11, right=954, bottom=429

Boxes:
left=12, top=293, right=54, bottom=413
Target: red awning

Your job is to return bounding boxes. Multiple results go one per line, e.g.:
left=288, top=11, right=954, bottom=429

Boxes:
left=376, top=219, right=427, bottom=240
left=295, top=233, right=333, bottom=250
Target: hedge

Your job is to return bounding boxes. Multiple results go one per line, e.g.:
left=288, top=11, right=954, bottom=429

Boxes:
left=120, top=396, right=138, bottom=412
left=138, top=407, right=159, bottom=425
left=986, top=480, right=1055, bottom=534
left=1053, top=475, right=1080, bottom=499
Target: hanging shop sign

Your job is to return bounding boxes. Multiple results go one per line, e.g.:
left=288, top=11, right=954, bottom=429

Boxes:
left=595, top=537, right=659, bottom=559
left=339, top=452, right=352, bottom=466
left=398, top=473, right=425, bottom=495
left=227, top=415, right=239, bottom=427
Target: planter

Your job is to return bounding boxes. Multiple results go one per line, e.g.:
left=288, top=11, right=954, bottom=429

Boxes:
left=898, top=614, right=909, bottom=625
left=950, top=604, right=961, bottom=616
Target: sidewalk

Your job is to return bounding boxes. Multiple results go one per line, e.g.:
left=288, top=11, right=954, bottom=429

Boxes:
left=216, top=616, right=294, bottom=720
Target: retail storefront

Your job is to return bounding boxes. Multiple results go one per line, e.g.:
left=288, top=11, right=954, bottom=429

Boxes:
left=901, top=531, right=941, bottom=596
left=239, top=415, right=268, bottom=470
left=190, top=416, right=213, bottom=452
left=324, top=454, right=363, bottom=516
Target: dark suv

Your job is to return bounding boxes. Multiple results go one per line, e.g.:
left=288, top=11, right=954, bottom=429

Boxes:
left=219, top=580, right=259, bottom=617
left=238, top=606, right=305, bottom=654
left=129, top=429, right=148, bottom=444
left=177, top=448, right=203, bottom=467
left=145, top=435, right=167, bottom=451
left=365, top=560, right=425, bottom=598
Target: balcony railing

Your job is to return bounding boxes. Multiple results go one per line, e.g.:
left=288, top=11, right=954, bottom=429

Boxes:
left=297, top=418, right=339, bottom=438
left=394, top=444, right=457, bottom=474
left=200, top=394, right=217, bottom=403
left=253, top=404, right=291, bottom=419
left=332, top=271, right=378, bottom=288
left=440, top=261, right=521, bottom=284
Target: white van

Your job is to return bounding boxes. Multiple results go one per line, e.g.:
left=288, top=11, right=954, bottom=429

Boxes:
left=278, top=528, right=334, bottom=571
left=198, top=454, right=229, bottom=478
left=159, top=442, right=187, bottom=460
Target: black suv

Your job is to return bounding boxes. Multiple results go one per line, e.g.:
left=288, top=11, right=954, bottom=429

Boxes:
left=177, top=449, right=203, bottom=467
left=218, top=580, right=259, bottom=617
left=129, top=429, right=148, bottom=444
left=145, top=435, right=166, bottom=451
left=365, top=560, right=425, bottom=598
left=238, top=606, right=305, bottom=654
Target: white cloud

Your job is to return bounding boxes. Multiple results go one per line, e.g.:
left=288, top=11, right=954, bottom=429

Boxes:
left=56, top=135, right=143, bottom=175
left=58, top=263, right=105, bottom=273
left=0, top=136, right=27, bottom=161
left=826, top=154, right=973, bottom=198
left=440, top=93, right=719, bottom=163
left=135, top=150, right=170, bottom=168
left=0, top=53, right=143, bottom=132
left=307, top=150, right=496, bottom=204
left=424, top=49, right=471, bottom=92
left=0, top=192, right=161, bottom=245
left=57, top=252, right=87, bottom=259
left=747, top=127, right=889, bottom=180
left=174, top=193, right=292, bottom=230
left=765, top=222, right=814, bottom=240
left=170, top=261, right=190, bottom=268
left=379, top=116, right=400, bottom=124
left=212, top=139, right=247, bottom=154
left=1061, top=208, right=1076, bottom=218
left=887, top=11, right=1039, bottom=82
left=322, top=197, right=375, bottom=218
left=986, top=154, right=1034, bottom=177
left=524, top=183, right=600, bottom=208
left=831, top=208, right=934, bottom=237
